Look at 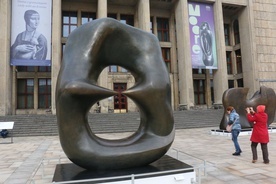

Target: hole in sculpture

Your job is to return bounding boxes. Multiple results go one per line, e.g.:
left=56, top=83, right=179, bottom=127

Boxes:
left=87, top=66, right=140, bottom=139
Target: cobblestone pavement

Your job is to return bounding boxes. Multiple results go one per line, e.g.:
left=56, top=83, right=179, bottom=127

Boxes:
left=1, top=127, right=276, bottom=184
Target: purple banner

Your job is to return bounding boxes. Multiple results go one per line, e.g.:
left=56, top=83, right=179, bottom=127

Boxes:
left=10, top=0, right=52, bottom=66
left=188, top=2, right=217, bottom=69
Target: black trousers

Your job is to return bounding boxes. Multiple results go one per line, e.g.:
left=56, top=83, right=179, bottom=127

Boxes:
left=251, top=142, right=269, bottom=163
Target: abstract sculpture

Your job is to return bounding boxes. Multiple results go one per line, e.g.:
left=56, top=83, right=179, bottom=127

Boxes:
left=220, top=86, right=276, bottom=130
left=56, top=18, right=175, bottom=170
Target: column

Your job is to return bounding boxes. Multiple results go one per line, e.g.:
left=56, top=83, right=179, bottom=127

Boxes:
left=170, top=13, right=179, bottom=110
left=137, top=0, right=150, bottom=32
left=97, top=0, right=107, bottom=18
left=212, top=0, right=228, bottom=105
left=0, top=0, right=12, bottom=115
left=51, top=0, right=62, bottom=115
left=97, top=0, right=109, bottom=112
left=175, top=0, right=194, bottom=109
left=239, top=0, right=258, bottom=95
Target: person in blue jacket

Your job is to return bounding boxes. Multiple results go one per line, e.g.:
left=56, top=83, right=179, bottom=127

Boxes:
left=227, top=106, right=242, bottom=156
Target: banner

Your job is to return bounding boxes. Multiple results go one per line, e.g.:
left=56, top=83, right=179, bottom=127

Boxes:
left=188, top=2, right=217, bottom=69
left=10, top=0, right=52, bottom=66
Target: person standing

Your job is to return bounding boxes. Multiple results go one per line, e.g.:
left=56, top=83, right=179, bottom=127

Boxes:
left=226, top=106, right=242, bottom=156
left=246, top=105, right=269, bottom=164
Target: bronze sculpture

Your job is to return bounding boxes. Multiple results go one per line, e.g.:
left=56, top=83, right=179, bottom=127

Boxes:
left=56, top=18, right=174, bottom=170
left=220, top=86, right=276, bottom=130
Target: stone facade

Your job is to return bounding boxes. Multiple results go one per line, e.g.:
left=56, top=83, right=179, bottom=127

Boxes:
left=253, top=0, right=276, bottom=89
left=0, top=0, right=275, bottom=115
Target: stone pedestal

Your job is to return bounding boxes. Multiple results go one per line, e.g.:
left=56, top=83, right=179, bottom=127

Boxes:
left=52, top=155, right=195, bottom=184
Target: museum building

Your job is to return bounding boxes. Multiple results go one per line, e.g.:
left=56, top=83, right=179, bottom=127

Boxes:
left=0, top=0, right=275, bottom=115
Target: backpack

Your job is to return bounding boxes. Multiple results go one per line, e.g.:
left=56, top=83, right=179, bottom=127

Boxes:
left=1, top=129, right=9, bottom=138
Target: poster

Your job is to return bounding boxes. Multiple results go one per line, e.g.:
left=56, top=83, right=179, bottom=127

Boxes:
left=188, top=2, right=217, bottom=69
left=10, top=0, right=52, bottom=66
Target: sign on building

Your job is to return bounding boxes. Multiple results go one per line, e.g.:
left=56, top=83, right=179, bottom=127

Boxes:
left=188, top=2, right=217, bottom=69
left=10, top=0, right=52, bottom=66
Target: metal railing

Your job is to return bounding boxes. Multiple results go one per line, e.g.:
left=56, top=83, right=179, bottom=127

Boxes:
left=168, top=148, right=212, bottom=184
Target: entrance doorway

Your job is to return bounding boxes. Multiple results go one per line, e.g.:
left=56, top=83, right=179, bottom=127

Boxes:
left=113, top=83, right=127, bottom=113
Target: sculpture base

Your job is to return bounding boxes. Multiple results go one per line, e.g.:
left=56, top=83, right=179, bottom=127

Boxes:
left=210, top=126, right=276, bottom=136
left=52, top=155, right=195, bottom=184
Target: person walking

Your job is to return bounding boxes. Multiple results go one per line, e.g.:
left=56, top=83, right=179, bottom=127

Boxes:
left=246, top=105, right=269, bottom=164
left=226, top=106, right=242, bottom=156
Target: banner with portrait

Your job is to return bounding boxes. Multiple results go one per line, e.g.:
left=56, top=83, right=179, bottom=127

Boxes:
left=188, top=2, right=217, bottom=69
left=10, top=0, right=52, bottom=66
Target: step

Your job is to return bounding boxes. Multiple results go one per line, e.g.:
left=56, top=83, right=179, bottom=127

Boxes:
left=0, top=109, right=224, bottom=137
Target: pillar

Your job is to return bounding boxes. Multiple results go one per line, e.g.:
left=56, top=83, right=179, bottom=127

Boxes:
left=212, top=0, right=228, bottom=105
left=175, top=0, right=194, bottom=109
left=97, top=0, right=109, bottom=112
left=97, top=0, right=107, bottom=18
left=239, top=0, right=258, bottom=95
left=137, top=0, right=150, bottom=32
left=51, top=0, right=62, bottom=115
left=0, top=0, right=12, bottom=115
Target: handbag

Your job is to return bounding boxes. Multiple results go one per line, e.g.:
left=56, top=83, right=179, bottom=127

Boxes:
left=226, top=124, right=233, bottom=132
left=226, top=118, right=237, bottom=132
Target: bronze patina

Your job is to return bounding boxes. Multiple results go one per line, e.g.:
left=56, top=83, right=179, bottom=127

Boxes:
left=56, top=18, right=174, bottom=170
left=220, top=86, right=276, bottom=129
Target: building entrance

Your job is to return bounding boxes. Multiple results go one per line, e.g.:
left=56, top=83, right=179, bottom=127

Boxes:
left=113, top=83, right=127, bottom=113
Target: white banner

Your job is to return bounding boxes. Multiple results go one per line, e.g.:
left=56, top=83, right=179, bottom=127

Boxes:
left=10, top=0, right=52, bottom=66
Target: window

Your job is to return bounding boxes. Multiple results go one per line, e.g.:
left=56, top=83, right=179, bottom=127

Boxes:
left=121, top=67, right=128, bottom=73
left=150, top=17, right=154, bottom=33
left=81, top=12, right=96, bottom=25
left=228, top=80, right=234, bottom=88
left=210, top=79, right=214, bottom=104
left=157, top=18, right=170, bottom=41
left=17, top=79, right=34, bottom=109
left=62, top=11, right=78, bottom=37
left=38, top=66, right=51, bottom=72
left=17, top=66, right=35, bottom=72
left=113, top=83, right=127, bottom=111
left=233, top=19, right=240, bottom=44
left=120, top=14, right=134, bottom=26
left=108, top=13, right=117, bottom=19
left=226, top=51, right=232, bottom=74
left=193, top=80, right=205, bottom=105
left=192, top=69, right=206, bottom=74
left=109, top=66, right=128, bottom=72
left=38, top=79, right=51, bottom=108
left=237, top=78, right=244, bottom=87
left=109, top=66, right=118, bottom=72
left=236, top=49, right=242, bottom=73
left=224, top=24, right=230, bottom=46
left=161, top=48, right=171, bottom=72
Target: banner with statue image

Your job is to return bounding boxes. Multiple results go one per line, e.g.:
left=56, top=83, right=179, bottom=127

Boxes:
left=188, top=2, right=217, bottom=69
left=10, top=0, right=52, bottom=66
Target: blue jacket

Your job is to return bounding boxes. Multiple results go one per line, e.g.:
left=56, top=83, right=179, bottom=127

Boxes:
left=228, top=109, right=241, bottom=130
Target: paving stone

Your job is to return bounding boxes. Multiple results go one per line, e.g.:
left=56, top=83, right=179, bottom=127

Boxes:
left=1, top=110, right=276, bottom=183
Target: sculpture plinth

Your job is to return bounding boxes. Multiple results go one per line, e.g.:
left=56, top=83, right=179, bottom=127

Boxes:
left=52, top=155, right=195, bottom=184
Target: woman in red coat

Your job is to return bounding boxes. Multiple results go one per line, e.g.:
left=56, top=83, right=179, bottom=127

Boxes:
left=246, top=105, right=269, bottom=164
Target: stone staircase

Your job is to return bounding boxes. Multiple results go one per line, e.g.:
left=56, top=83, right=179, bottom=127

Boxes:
left=0, top=109, right=224, bottom=137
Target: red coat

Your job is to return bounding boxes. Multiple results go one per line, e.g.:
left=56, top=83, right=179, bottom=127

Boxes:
left=247, top=106, right=269, bottom=143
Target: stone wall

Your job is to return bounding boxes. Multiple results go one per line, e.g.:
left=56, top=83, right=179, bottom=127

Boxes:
left=253, top=0, right=276, bottom=90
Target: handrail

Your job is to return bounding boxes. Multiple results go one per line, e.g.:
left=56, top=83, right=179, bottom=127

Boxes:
left=171, top=148, right=209, bottom=177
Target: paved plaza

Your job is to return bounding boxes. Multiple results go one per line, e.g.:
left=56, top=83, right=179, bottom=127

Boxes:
left=1, top=127, right=276, bottom=184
